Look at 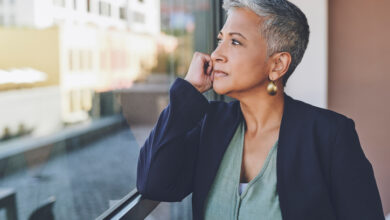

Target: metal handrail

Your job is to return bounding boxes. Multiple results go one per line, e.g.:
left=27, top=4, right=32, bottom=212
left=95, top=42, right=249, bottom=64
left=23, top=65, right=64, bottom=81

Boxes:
left=96, top=189, right=160, bottom=220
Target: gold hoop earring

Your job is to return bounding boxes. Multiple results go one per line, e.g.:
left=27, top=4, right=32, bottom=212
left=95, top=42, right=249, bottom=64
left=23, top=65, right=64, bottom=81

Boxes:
left=267, top=77, right=277, bottom=96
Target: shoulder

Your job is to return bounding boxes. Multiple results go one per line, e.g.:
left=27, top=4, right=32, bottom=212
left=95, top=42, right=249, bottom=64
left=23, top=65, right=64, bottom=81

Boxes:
left=284, top=95, right=363, bottom=168
left=207, top=94, right=354, bottom=122
left=204, top=93, right=356, bottom=133
left=285, top=94, right=356, bottom=137
left=289, top=94, right=345, bottom=118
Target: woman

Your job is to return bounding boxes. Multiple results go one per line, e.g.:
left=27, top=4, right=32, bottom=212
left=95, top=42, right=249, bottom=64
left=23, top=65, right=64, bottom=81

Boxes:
left=137, top=0, right=385, bottom=219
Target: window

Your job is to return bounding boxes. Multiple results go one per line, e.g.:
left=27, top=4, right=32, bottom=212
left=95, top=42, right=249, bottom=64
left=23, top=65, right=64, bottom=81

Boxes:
left=81, top=90, right=92, bottom=111
left=100, top=50, right=107, bottom=69
left=99, top=1, right=103, bottom=15
left=69, top=90, right=81, bottom=113
left=99, top=1, right=106, bottom=16
left=86, top=0, right=91, bottom=12
left=69, top=50, right=82, bottom=71
left=133, top=11, right=145, bottom=23
left=53, top=0, right=65, bottom=7
left=79, top=50, right=84, bottom=71
left=69, top=91, right=75, bottom=112
left=69, top=50, right=73, bottom=71
left=99, top=1, right=111, bottom=17
left=119, top=7, right=126, bottom=20
left=88, top=51, right=93, bottom=70
left=0, top=0, right=219, bottom=219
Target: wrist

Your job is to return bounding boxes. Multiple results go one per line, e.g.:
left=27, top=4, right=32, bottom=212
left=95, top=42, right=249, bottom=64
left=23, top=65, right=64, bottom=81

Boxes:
left=184, top=79, right=203, bottom=93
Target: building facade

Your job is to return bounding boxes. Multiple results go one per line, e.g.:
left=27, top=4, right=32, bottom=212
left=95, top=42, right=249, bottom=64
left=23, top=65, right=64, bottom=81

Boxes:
left=0, top=0, right=161, bottom=137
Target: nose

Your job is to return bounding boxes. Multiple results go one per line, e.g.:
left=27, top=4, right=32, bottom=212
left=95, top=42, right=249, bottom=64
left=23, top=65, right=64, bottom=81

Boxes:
left=211, top=45, right=227, bottom=63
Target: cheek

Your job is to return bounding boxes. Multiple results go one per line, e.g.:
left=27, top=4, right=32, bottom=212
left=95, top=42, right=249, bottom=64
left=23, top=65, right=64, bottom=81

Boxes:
left=212, top=49, right=268, bottom=93
left=231, top=55, right=267, bottom=84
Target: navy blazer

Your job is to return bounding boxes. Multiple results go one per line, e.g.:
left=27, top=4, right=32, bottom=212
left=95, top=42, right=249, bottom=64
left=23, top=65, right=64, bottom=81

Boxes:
left=137, top=77, right=385, bottom=220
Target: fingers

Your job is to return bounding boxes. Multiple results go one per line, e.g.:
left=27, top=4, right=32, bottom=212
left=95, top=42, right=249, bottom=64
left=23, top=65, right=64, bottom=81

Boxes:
left=194, top=51, right=213, bottom=79
left=202, top=53, right=211, bottom=62
left=201, top=54, right=213, bottom=76
left=207, top=60, right=213, bottom=75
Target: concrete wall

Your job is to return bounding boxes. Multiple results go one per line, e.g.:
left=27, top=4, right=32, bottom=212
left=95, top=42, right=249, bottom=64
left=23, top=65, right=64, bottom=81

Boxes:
left=328, top=0, right=390, bottom=215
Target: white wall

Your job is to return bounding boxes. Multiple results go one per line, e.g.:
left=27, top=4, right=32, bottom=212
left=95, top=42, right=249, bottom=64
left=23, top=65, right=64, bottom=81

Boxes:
left=0, top=86, right=62, bottom=138
left=34, top=0, right=55, bottom=28
left=285, top=0, right=328, bottom=108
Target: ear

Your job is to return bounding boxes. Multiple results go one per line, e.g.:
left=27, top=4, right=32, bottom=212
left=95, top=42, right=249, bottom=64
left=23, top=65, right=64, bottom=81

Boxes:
left=268, top=52, right=292, bottom=81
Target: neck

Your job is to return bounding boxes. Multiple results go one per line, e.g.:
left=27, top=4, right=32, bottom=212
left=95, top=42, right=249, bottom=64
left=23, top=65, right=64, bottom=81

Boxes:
left=237, top=88, right=284, bottom=136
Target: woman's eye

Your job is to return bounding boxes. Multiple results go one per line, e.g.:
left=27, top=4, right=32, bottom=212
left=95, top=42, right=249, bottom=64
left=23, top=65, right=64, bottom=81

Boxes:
left=216, top=38, right=241, bottom=46
left=232, top=39, right=241, bottom=45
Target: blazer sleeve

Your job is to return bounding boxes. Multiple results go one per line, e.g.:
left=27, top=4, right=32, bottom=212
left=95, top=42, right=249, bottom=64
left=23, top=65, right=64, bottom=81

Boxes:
left=136, top=77, right=210, bottom=202
left=330, top=117, right=385, bottom=220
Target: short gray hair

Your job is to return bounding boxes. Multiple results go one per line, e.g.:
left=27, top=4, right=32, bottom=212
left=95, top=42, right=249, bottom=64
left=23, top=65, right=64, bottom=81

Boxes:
left=223, top=0, right=310, bottom=86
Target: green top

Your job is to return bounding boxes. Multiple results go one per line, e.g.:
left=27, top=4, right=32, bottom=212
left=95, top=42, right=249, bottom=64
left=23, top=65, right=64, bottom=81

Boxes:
left=203, top=119, right=283, bottom=220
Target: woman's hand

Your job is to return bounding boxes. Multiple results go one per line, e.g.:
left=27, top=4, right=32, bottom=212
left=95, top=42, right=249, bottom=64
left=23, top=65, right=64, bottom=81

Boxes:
left=184, top=52, right=214, bottom=93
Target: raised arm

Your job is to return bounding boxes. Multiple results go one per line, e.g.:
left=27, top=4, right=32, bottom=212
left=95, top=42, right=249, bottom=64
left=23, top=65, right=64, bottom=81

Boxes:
left=137, top=52, right=215, bottom=202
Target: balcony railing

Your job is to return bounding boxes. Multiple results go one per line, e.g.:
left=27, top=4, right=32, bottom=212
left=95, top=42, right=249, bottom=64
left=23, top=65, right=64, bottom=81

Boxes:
left=96, top=189, right=160, bottom=220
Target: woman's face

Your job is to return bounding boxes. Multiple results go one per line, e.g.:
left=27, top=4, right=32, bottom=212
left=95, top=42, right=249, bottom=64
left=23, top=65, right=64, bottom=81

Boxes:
left=211, top=7, right=270, bottom=97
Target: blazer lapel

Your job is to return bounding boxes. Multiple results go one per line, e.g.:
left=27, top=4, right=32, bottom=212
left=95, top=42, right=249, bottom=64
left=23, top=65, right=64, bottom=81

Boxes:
left=195, top=100, right=244, bottom=215
left=276, top=92, right=306, bottom=219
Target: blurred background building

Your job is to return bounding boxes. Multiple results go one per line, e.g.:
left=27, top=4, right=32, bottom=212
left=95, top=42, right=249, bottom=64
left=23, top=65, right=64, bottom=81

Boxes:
left=0, top=0, right=161, bottom=137
left=0, top=0, right=389, bottom=219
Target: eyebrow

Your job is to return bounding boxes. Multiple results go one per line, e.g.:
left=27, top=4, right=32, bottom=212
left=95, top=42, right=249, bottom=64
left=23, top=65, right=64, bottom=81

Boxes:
left=219, top=31, right=247, bottom=40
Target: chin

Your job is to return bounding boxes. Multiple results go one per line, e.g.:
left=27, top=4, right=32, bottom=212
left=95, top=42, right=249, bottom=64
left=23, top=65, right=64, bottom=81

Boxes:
left=212, top=81, right=230, bottom=95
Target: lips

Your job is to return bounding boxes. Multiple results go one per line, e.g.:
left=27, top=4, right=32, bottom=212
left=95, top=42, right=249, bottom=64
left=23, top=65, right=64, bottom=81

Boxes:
left=213, top=70, right=228, bottom=77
